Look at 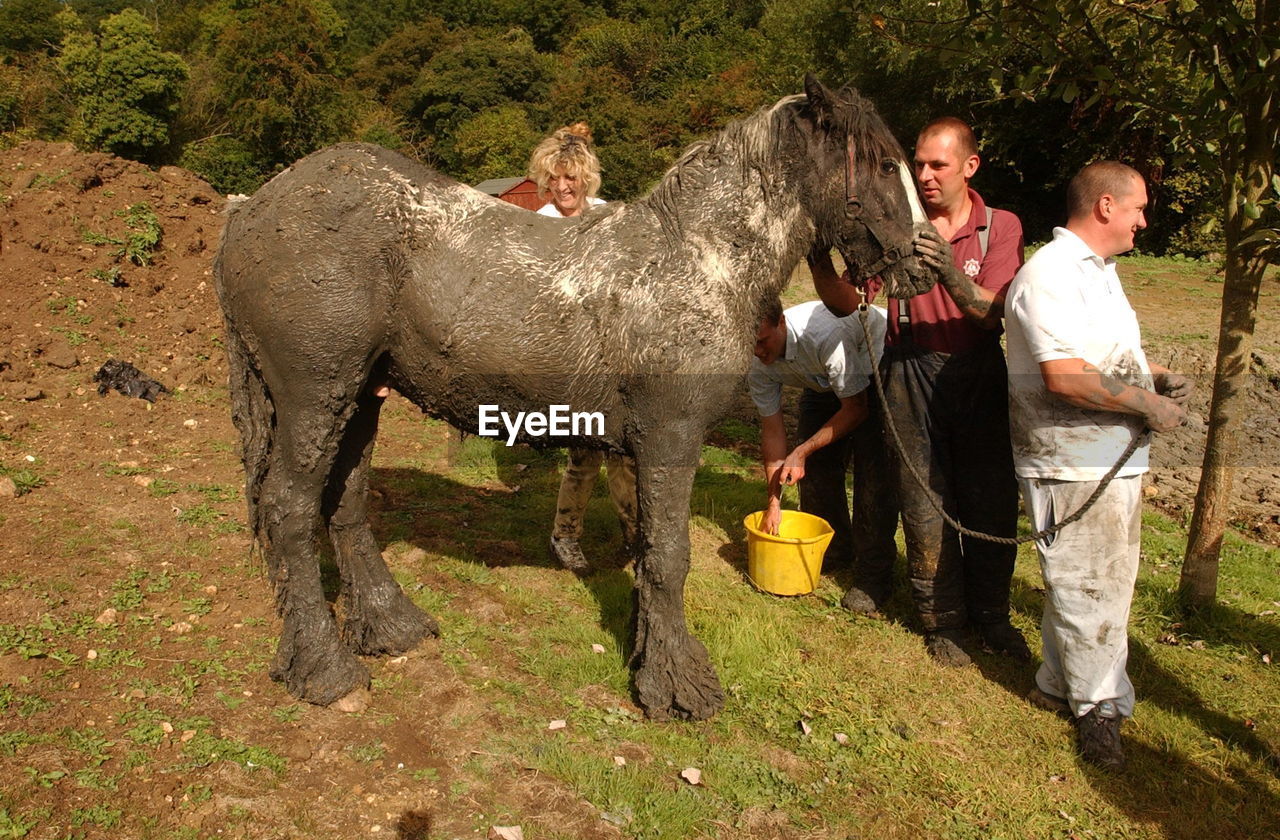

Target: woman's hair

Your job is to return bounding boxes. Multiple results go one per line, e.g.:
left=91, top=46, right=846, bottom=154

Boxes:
left=527, top=122, right=602, bottom=201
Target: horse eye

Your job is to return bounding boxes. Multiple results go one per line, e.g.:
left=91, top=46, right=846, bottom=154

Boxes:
left=880, top=159, right=898, bottom=176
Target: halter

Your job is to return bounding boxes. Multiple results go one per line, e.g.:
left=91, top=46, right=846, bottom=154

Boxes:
left=843, top=135, right=917, bottom=288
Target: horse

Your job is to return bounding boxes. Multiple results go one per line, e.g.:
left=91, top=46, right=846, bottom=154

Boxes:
left=213, top=75, right=935, bottom=721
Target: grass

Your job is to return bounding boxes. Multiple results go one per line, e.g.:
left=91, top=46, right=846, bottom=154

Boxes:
left=366, top=409, right=1280, bottom=839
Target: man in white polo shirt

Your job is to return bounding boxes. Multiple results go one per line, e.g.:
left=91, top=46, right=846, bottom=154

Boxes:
left=748, top=298, right=898, bottom=607
left=1005, top=161, right=1190, bottom=768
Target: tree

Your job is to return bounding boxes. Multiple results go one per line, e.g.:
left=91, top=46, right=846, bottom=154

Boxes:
left=59, top=7, right=188, bottom=161
left=447, top=102, right=541, bottom=182
left=406, top=27, right=555, bottom=169
left=197, top=0, right=355, bottom=167
left=0, top=0, right=65, bottom=56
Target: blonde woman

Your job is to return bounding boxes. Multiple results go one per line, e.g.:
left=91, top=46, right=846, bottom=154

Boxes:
left=527, top=124, right=637, bottom=573
left=528, top=121, right=605, bottom=218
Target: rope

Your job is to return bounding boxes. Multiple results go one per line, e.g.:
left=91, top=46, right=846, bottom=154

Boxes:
left=856, top=305, right=1147, bottom=546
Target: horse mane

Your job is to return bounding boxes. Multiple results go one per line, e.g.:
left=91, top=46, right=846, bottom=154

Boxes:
left=632, top=88, right=907, bottom=244
left=634, top=95, right=802, bottom=243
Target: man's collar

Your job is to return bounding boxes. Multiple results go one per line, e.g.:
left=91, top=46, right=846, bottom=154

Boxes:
left=782, top=319, right=798, bottom=361
left=1053, top=226, right=1113, bottom=268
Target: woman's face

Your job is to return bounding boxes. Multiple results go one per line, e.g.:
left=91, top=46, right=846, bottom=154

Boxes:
left=549, top=166, right=585, bottom=216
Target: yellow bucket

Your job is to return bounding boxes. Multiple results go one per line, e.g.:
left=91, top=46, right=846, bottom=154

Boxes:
left=742, top=510, right=834, bottom=596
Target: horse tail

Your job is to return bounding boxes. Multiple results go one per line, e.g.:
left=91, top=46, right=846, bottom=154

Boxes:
left=222, top=319, right=273, bottom=549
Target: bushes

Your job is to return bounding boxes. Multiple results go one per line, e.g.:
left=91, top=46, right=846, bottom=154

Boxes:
left=177, top=136, right=266, bottom=196
left=59, top=9, right=187, bottom=163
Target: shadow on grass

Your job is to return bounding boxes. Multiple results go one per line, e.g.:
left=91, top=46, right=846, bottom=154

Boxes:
left=1082, top=721, right=1280, bottom=840
left=981, top=569, right=1280, bottom=836
left=364, top=444, right=772, bottom=676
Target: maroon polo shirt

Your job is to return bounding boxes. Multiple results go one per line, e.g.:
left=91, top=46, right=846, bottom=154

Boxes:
left=875, top=188, right=1025, bottom=355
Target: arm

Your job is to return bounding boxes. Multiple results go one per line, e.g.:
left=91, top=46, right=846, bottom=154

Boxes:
left=777, top=391, right=868, bottom=486
left=1039, top=358, right=1187, bottom=432
left=759, top=392, right=869, bottom=533
left=808, top=249, right=863, bottom=318
left=760, top=412, right=789, bottom=534
left=913, top=230, right=1005, bottom=329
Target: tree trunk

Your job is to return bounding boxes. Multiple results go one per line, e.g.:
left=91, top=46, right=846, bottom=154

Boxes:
left=1179, top=133, right=1273, bottom=608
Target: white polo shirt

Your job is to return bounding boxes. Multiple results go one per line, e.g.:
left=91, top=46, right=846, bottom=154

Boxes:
left=1005, top=227, right=1153, bottom=481
left=747, top=301, right=886, bottom=417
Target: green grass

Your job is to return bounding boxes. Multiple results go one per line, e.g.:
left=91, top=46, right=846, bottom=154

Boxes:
left=364, top=426, right=1280, bottom=839
left=0, top=465, right=44, bottom=496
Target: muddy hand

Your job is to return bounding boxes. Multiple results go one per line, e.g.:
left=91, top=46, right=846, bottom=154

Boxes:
left=779, top=452, right=806, bottom=486
left=1157, top=371, right=1193, bottom=405
left=912, top=229, right=954, bottom=274
left=1146, top=396, right=1188, bottom=433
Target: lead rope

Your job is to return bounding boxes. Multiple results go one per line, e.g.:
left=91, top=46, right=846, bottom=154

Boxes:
left=855, top=304, right=1147, bottom=546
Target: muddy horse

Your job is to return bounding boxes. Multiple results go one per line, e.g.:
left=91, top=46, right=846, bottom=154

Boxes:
left=214, top=76, right=934, bottom=720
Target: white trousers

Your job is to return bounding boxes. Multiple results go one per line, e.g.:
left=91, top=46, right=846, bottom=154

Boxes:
left=1022, top=474, right=1142, bottom=718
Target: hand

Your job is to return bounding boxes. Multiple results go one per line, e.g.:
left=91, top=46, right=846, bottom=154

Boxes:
left=1145, top=396, right=1188, bottom=434
left=1157, top=371, right=1193, bottom=405
left=779, top=451, right=807, bottom=486
left=762, top=501, right=782, bottom=535
left=912, top=228, right=954, bottom=273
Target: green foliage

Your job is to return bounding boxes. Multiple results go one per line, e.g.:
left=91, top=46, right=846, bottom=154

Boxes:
left=176, top=135, right=265, bottom=195
left=119, top=202, right=163, bottom=265
left=447, top=103, right=541, bottom=183
left=70, top=803, right=122, bottom=828
left=0, top=806, right=37, bottom=838
left=79, top=202, right=163, bottom=265
left=0, top=51, right=72, bottom=140
left=197, top=0, right=356, bottom=168
left=0, top=465, right=44, bottom=496
left=181, top=730, right=287, bottom=773
left=0, top=0, right=65, bottom=56
left=408, top=27, right=556, bottom=169
left=328, top=0, right=434, bottom=56
left=59, top=8, right=188, bottom=162
left=353, top=17, right=455, bottom=114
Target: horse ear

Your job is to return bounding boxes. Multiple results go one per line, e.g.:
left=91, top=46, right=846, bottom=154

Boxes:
left=804, top=74, right=836, bottom=128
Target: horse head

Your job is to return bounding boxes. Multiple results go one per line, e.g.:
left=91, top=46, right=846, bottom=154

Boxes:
left=798, top=76, right=936, bottom=299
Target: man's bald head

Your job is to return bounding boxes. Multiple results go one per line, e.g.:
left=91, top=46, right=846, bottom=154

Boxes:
left=1067, top=161, right=1143, bottom=222
left=917, top=117, right=978, bottom=159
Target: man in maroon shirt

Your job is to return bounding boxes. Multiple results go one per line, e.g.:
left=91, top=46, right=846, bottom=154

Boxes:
left=812, top=117, right=1028, bottom=667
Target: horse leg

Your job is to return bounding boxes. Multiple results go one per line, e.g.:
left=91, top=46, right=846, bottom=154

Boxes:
left=261, top=402, right=370, bottom=706
left=629, top=436, right=725, bottom=720
left=324, top=390, right=440, bottom=654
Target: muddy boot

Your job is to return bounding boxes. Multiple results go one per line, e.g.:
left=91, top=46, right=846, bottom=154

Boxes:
left=925, top=628, right=971, bottom=667
left=977, top=620, right=1032, bottom=661
left=1076, top=701, right=1125, bottom=769
left=840, top=585, right=883, bottom=617
left=549, top=536, right=592, bottom=575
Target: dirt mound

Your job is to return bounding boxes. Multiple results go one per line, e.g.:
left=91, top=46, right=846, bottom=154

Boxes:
left=1142, top=335, right=1280, bottom=544
left=0, top=140, right=225, bottom=409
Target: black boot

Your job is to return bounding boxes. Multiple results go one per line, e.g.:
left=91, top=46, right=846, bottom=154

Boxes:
left=977, top=620, right=1032, bottom=661
left=1076, top=700, right=1125, bottom=769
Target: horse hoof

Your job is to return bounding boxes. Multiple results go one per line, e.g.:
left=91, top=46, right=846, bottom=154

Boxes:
left=633, top=635, right=725, bottom=721
left=329, top=687, right=370, bottom=714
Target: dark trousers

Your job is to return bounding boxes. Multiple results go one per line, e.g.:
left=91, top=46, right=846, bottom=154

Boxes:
left=881, top=340, right=1019, bottom=631
left=797, top=388, right=899, bottom=601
